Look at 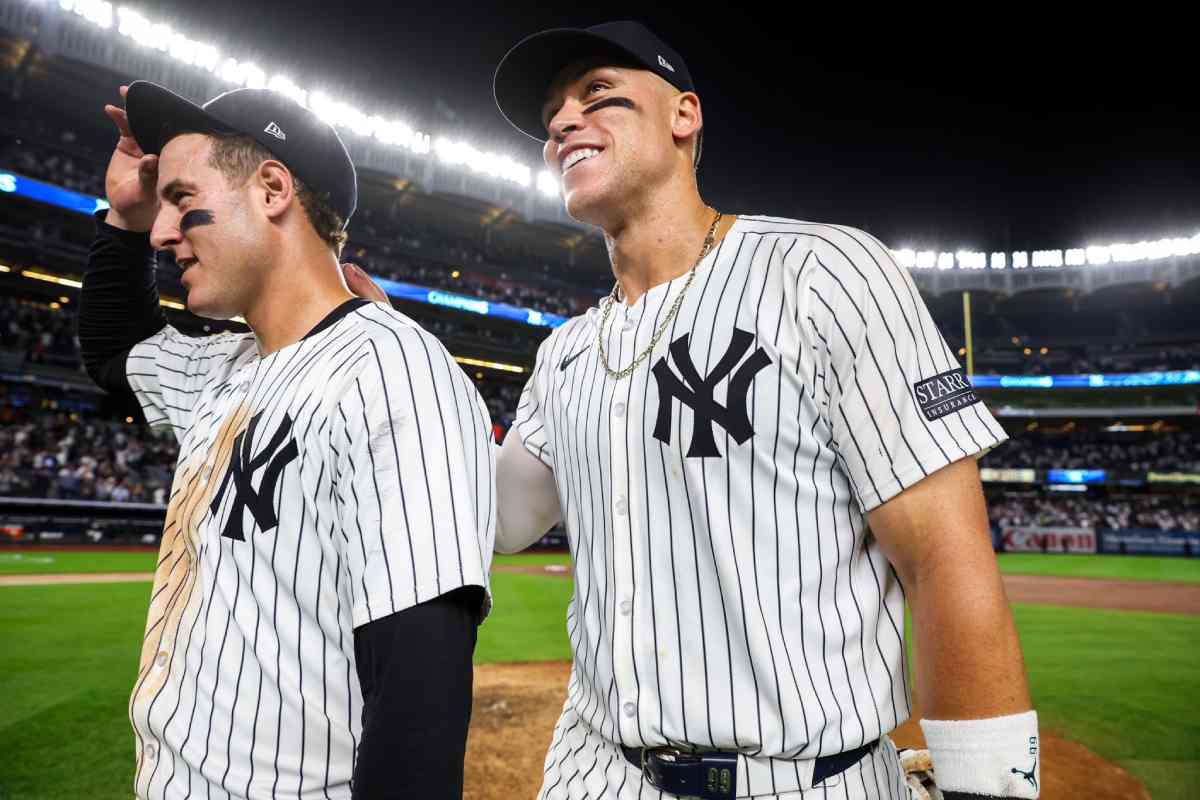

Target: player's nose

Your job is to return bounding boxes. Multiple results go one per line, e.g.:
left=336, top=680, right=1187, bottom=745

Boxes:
left=546, top=99, right=587, bottom=145
left=149, top=207, right=182, bottom=253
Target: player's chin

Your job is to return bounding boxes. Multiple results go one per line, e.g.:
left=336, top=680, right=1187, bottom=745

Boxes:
left=562, top=178, right=616, bottom=224
left=184, top=288, right=235, bottom=321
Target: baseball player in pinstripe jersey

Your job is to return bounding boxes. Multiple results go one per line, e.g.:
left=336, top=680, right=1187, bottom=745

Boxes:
left=488, top=21, right=1039, bottom=800
left=78, top=82, right=494, bottom=799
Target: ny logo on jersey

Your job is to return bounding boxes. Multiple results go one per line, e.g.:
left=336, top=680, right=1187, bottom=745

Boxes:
left=210, top=410, right=299, bottom=541
left=652, top=329, right=771, bottom=458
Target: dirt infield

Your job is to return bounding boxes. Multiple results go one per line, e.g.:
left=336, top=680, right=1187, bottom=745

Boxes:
left=0, top=572, right=155, bottom=586
left=1002, top=574, right=1200, bottom=614
left=465, top=661, right=1150, bottom=800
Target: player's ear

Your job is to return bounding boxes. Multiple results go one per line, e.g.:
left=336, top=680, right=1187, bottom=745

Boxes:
left=257, top=160, right=295, bottom=222
left=671, top=91, right=702, bottom=147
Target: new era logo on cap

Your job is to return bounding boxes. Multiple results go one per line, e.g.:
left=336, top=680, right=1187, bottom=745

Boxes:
left=657, top=54, right=675, bottom=72
left=264, top=121, right=286, bottom=141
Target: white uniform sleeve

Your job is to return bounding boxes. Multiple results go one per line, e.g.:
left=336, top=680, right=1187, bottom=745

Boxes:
left=125, top=325, right=255, bottom=441
left=510, top=340, right=554, bottom=469
left=495, top=435, right=562, bottom=554
left=331, top=329, right=494, bottom=629
left=798, top=228, right=1008, bottom=512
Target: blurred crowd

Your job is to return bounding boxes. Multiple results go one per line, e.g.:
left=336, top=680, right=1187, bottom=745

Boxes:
left=0, top=296, right=79, bottom=368
left=341, top=239, right=593, bottom=318
left=0, top=409, right=178, bottom=503
left=0, top=133, right=104, bottom=197
left=0, top=372, right=526, bottom=502
left=983, top=430, right=1200, bottom=472
left=988, top=493, right=1200, bottom=532
left=970, top=342, right=1200, bottom=376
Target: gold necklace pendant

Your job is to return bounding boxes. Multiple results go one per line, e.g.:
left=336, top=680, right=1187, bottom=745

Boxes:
left=598, top=210, right=723, bottom=380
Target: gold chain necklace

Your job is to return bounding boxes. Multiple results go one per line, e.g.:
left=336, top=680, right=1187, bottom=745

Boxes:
left=597, top=209, right=723, bottom=380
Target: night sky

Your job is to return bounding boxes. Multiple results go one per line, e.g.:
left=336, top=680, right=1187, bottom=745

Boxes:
left=147, top=2, right=1197, bottom=252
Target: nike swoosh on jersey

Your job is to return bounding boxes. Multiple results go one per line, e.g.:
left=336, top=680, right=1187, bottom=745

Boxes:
left=560, top=346, right=590, bottom=371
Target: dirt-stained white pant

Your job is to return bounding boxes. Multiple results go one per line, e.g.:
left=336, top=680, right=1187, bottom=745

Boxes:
left=537, top=703, right=910, bottom=800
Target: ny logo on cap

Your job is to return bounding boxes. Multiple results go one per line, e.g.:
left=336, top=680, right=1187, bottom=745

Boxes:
left=657, top=54, right=676, bottom=73
left=264, top=121, right=286, bottom=141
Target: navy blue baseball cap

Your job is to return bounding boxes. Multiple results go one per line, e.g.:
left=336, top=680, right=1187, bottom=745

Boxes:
left=124, top=81, right=357, bottom=227
left=494, top=20, right=696, bottom=142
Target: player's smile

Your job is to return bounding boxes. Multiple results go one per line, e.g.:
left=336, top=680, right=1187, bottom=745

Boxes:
left=562, top=146, right=602, bottom=171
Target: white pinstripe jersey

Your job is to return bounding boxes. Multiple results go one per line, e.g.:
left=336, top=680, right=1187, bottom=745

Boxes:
left=514, top=215, right=1006, bottom=797
left=124, top=299, right=495, bottom=800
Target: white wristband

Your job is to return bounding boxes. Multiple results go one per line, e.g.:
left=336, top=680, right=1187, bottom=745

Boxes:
left=919, top=710, right=1040, bottom=798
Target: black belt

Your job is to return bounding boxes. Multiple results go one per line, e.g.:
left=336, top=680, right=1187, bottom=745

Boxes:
left=620, top=740, right=877, bottom=799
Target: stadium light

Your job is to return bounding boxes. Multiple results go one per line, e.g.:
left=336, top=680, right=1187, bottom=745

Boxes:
left=1086, top=246, right=1111, bottom=265
left=454, top=356, right=525, bottom=374
left=21, top=269, right=82, bottom=288
left=435, top=138, right=531, bottom=186
left=537, top=170, right=560, bottom=198
left=59, top=0, right=112, bottom=29
left=956, top=251, right=986, bottom=270
left=1031, top=250, right=1063, bottom=268
left=54, top=3, right=478, bottom=174
left=42, top=3, right=1200, bottom=258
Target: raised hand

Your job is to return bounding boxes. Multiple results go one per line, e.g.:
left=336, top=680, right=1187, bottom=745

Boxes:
left=102, top=85, right=159, bottom=232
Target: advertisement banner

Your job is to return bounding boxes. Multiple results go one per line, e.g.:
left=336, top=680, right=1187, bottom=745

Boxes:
left=1100, top=529, right=1200, bottom=557
left=1000, top=525, right=1097, bottom=554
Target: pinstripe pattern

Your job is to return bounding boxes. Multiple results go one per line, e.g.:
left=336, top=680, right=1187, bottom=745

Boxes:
left=125, top=302, right=495, bottom=799
left=514, top=216, right=1006, bottom=798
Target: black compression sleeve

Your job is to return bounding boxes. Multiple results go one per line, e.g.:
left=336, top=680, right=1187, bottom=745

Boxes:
left=77, top=210, right=168, bottom=394
left=352, top=586, right=482, bottom=800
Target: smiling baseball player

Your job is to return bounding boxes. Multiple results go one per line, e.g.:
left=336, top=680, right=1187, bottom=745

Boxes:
left=487, top=20, right=1039, bottom=800
left=78, top=82, right=494, bottom=799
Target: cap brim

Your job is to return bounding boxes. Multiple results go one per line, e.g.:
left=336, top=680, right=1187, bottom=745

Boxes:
left=125, top=81, right=233, bottom=156
left=493, top=28, right=644, bottom=141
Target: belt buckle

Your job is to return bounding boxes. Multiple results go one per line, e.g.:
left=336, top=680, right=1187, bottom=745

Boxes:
left=642, top=746, right=736, bottom=800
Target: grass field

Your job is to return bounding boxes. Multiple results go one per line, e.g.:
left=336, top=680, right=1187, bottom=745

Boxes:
left=6, top=549, right=1197, bottom=584
left=997, top=552, right=1200, bottom=584
left=1, top=550, right=1196, bottom=798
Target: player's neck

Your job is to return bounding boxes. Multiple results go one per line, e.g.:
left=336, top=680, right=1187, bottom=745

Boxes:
left=243, top=247, right=354, bottom=356
left=604, top=186, right=728, bottom=306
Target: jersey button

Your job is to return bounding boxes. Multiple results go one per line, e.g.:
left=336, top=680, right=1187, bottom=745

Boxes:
left=622, top=318, right=636, bottom=332
left=622, top=702, right=636, bottom=717
left=619, top=600, right=632, bottom=616
left=615, top=496, right=628, bottom=516
left=613, top=402, right=626, bottom=417
left=144, top=743, right=157, bottom=760
left=155, top=650, right=168, bottom=668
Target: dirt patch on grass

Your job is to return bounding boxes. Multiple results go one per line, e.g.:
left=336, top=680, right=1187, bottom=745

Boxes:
left=465, top=661, right=1149, bottom=800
